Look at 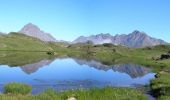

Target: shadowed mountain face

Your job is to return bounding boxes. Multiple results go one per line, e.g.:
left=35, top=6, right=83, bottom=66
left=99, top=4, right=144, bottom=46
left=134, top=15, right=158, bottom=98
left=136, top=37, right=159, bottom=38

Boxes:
left=19, top=23, right=56, bottom=42
left=73, top=30, right=167, bottom=48
left=73, top=58, right=150, bottom=78
left=20, top=59, right=54, bottom=74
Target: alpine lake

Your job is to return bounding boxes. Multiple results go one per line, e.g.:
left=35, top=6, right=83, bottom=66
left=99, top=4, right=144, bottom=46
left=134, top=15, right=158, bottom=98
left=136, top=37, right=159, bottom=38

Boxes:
left=0, top=51, right=155, bottom=94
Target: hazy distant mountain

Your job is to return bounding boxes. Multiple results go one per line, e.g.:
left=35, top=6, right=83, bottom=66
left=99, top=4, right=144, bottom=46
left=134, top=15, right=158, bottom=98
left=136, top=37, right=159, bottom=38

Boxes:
left=0, top=32, right=6, bottom=36
left=19, top=23, right=56, bottom=42
left=73, top=30, right=167, bottom=48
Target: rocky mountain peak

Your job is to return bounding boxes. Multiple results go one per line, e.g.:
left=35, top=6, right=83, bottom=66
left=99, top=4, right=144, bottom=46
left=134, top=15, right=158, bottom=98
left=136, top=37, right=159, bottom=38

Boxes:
left=25, top=23, right=35, bottom=26
left=23, top=23, right=39, bottom=30
left=19, top=23, right=56, bottom=42
left=98, top=33, right=111, bottom=36
left=130, top=30, right=147, bottom=36
left=96, top=33, right=111, bottom=36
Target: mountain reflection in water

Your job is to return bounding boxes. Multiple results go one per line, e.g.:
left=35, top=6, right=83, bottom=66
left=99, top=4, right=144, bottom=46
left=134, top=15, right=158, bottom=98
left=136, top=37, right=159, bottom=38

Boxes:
left=0, top=57, right=155, bottom=93
left=74, top=58, right=150, bottom=78
left=21, top=59, right=54, bottom=74
left=20, top=58, right=150, bottom=78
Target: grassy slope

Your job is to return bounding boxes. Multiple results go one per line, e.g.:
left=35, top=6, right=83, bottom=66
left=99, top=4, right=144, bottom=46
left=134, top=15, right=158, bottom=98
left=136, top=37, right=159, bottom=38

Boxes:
left=0, top=33, right=58, bottom=66
left=0, top=87, right=146, bottom=100
left=66, top=44, right=170, bottom=69
left=0, top=32, right=51, bottom=51
left=0, top=51, right=54, bottom=66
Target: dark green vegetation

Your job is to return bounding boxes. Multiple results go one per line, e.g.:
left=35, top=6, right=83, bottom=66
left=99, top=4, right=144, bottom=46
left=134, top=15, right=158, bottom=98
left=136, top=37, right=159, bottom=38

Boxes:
left=0, top=33, right=170, bottom=99
left=150, top=69, right=170, bottom=100
left=4, top=83, right=32, bottom=95
left=0, top=83, right=146, bottom=100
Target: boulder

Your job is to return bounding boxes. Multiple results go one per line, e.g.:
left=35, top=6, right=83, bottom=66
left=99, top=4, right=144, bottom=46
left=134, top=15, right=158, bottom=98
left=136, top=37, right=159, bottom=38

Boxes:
left=46, top=51, right=54, bottom=55
left=160, top=54, right=170, bottom=60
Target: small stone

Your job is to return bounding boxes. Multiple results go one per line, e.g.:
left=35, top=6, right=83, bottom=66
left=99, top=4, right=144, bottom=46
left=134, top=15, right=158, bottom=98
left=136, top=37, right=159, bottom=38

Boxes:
left=67, top=97, right=77, bottom=100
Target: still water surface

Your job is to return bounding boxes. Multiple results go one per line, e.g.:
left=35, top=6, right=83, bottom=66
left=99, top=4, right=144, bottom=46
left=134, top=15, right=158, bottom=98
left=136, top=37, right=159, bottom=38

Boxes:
left=0, top=58, right=155, bottom=93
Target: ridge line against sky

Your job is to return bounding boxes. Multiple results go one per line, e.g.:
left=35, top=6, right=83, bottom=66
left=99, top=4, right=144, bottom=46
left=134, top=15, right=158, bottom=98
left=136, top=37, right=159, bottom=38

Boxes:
left=0, top=0, right=170, bottom=42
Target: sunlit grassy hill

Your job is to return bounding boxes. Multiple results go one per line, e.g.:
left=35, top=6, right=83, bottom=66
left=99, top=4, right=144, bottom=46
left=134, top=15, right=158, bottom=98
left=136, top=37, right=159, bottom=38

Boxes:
left=0, top=32, right=52, bottom=51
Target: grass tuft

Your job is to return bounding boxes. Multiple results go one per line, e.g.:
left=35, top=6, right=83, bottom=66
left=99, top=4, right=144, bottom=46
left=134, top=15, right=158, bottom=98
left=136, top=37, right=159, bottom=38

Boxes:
left=4, top=83, right=32, bottom=95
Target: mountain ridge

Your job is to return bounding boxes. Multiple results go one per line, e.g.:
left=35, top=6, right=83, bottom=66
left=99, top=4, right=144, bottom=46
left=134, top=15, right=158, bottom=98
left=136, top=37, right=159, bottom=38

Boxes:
left=73, top=30, right=167, bottom=48
left=7, top=23, right=168, bottom=48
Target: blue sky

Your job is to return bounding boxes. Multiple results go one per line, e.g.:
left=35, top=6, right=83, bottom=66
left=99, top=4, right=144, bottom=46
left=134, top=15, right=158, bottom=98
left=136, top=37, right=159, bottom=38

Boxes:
left=0, top=0, right=170, bottom=42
